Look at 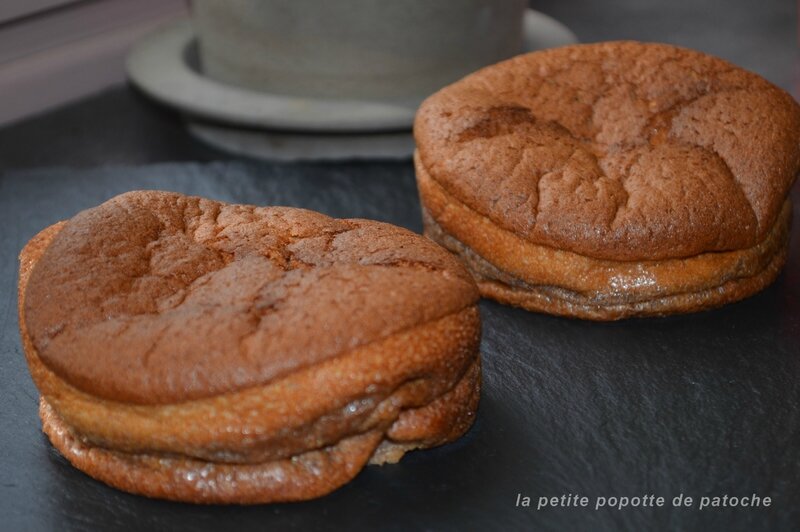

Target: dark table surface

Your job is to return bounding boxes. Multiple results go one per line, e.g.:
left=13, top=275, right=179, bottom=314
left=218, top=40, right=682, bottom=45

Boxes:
left=1, top=1, right=798, bottom=531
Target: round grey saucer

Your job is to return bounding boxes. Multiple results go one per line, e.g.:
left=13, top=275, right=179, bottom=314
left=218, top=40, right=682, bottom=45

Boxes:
left=127, top=10, right=578, bottom=160
left=187, top=122, right=417, bottom=162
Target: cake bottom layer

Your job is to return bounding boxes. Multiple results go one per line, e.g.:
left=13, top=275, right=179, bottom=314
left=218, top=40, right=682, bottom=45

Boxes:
left=425, top=210, right=788, bottom=319
left=40, top=356, right=480, bottom=504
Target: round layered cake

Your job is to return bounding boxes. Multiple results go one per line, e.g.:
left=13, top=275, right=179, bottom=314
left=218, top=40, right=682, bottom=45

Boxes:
left=18, top=190, right=481, bottom=503
left=415, top=41, right=800, bottom=320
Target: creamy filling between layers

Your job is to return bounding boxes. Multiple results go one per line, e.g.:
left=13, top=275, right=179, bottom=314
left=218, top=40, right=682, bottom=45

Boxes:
left=40, top=398, right=383, bottom=504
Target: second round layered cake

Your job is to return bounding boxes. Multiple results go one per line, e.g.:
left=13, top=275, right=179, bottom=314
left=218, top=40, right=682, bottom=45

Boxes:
left=415, top=41, right=800, bottom=320
left=19, top=190, right=481, bottom=503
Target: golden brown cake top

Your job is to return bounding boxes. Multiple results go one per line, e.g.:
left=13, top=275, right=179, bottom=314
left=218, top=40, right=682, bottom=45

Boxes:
left=415, top=41, right=800, bottom=261
left=22, top=191, right=478, bottom=404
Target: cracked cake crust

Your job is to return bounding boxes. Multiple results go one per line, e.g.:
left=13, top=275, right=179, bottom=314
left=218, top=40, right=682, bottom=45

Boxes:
left=415, top=41, right=800, bottom=262
left=22, top=191, right=478, bottom=404
left=19, top=191, right=481, bottom=503
left=415, top=41, right=800, bottom=318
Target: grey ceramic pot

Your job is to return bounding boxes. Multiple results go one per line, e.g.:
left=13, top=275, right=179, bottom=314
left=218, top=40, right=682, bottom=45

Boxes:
left=192, top=0, right=526, bottom=103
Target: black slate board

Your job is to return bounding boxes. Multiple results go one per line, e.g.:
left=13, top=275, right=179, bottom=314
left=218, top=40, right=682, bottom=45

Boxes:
left=1, top=162, right=798, bottom=531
